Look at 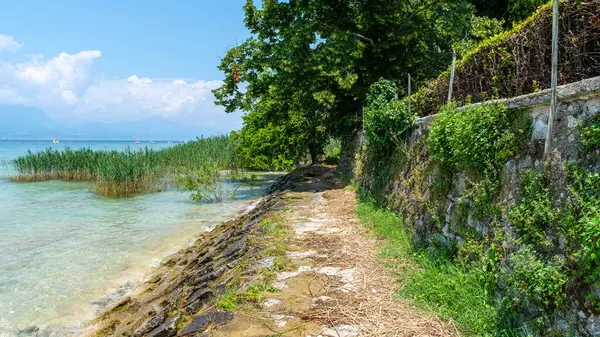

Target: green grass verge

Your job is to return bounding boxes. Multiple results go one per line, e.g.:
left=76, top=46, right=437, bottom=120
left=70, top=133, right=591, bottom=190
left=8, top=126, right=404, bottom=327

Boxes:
left=356, top=200, right=504, bottom=337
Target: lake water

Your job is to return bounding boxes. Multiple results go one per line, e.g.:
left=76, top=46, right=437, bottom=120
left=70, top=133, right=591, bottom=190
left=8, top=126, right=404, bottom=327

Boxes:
left=0, top=140, right=278, bottom=337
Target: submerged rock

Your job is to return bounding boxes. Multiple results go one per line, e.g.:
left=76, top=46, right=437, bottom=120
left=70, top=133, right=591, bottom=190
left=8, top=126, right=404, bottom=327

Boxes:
left=17, top=326, right=39, bottom=336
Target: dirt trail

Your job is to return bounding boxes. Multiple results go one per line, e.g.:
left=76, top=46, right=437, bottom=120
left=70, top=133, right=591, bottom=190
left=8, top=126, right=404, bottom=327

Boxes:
left=210, top=166, right=456, bottom=337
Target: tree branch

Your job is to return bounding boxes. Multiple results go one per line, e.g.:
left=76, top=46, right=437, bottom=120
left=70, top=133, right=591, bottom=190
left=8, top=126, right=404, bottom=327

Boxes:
left=350, top=32, right=375, bottom=45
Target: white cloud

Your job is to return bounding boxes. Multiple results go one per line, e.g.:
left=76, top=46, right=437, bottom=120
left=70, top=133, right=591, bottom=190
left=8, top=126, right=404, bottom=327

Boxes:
left=15, top=50, right=101, bottom=87
left=78, top=76, right=226, bottom=123
left=0, top=34, right=22, bottom=52
left=0, top=48, right=241, bottom=132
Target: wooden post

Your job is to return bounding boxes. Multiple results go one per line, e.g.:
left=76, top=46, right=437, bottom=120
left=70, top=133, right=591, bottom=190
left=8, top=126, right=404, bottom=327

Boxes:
left=447, top=50, right=456, bottom=105
left=407, top=73, right=412, bottom=114
left=362, top=107, right=365, bottom=130
left=545, top=0, right=559, bottom=156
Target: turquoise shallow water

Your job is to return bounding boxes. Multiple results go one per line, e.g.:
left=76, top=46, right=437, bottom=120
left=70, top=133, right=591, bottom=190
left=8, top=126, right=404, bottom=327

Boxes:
left=0, top=140, right=278, bottom=336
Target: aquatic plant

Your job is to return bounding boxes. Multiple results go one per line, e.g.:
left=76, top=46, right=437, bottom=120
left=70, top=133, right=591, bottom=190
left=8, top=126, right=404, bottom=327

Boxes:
left=11, top=135, right=239, bottom=197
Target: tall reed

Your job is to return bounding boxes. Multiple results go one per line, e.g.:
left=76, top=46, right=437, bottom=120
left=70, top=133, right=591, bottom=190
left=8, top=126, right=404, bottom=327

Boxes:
left=11, top=135, right=238, bottom=197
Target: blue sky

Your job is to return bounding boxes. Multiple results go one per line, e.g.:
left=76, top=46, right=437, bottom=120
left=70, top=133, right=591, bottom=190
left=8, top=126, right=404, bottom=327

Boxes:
left=0, top=1, right=250, bottom=136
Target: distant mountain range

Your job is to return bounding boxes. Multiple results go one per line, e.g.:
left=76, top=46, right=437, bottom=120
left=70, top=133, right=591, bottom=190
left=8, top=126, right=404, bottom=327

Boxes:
left=0, top=105, right=221, bottom=140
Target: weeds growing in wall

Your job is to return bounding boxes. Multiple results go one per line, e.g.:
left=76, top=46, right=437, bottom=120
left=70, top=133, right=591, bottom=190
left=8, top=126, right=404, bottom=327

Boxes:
left=427, top=102, right=531, bottom=177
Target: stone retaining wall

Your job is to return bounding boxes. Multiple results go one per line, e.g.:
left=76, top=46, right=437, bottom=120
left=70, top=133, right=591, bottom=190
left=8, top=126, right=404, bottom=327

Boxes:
left=355, top=76, right=600, bottom=336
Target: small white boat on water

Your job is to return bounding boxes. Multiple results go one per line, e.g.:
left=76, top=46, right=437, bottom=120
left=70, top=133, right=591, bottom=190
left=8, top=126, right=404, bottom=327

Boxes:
left=135, top=139, right=141, bottom=144
left=167, top=140, right=172, bottom=144
left=184, top=140, right=189, bottom=144
left=53, top=139, right=59, bottom=144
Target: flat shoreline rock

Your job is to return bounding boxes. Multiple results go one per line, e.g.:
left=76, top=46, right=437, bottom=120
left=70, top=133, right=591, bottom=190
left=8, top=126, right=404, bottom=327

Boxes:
left=85, top=173, right=293, bottom=337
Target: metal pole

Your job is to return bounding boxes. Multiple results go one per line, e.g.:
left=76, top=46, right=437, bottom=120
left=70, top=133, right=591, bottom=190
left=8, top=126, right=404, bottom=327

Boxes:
left=545, top=0, right=559, bottom=156
left=407, top=73, right=411, bottom=114
left=447, top=50, right=456, bottom=105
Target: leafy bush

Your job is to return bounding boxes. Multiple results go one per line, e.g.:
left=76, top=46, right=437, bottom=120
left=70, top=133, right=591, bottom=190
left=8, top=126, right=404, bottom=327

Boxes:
left=365, top=78, right=397, bottom=110
left=427, top=102, right=530, bottom=176
left=504, top=246, right=567, bottom=311
left=231, top=124, right=298, bottom=171
left=174, top=163, right=224, bottom=203
left=566, top=164, right=600, bottom=283
left=323, top=138, right=342, bottom=164
left=364, top=79, right=415, bottom=155
left=577, top=212, right=600, bottom=283
left=578, top=113, right=600, bottom=156
left=508, top=169, right=557, bottom=247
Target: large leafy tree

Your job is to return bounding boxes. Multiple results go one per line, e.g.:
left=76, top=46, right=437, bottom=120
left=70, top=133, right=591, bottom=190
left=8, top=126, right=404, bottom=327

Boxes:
left=214, top=0, right=475, bottom=169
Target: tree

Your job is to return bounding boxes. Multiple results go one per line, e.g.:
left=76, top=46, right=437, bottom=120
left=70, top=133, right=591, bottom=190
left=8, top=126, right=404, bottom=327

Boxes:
left=214, top=0, right=477, bottom=168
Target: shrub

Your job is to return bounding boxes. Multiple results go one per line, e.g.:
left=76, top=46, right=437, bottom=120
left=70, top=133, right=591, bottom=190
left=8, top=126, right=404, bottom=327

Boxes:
left=323, top=138, right=342, bottom=164
left=364, top=79, right=415, bottom=155
left=427, top=102, right=530, bottom=176
left=577, top=212, right=600, bottom=283
left=365, top=78, right=397, bottom=110
left=504, top=246, right=567, bottom=311
left=566, top=163, right=600, bottom=283
left=365, top=100, right=415, bottom=153
left=174, top=163, right=224, bottom=203
left=508, top=169, right=557, bottom=247
left=579, top=113, right=600, bottom=156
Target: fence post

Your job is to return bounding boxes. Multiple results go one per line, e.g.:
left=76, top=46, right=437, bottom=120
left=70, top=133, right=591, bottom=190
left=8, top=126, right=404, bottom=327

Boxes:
left=545, top=0, right=559, bottom=157
left=407, top=73, right=412, bottom=115
left=447, top=50, right=456, bottom=105
left=362, top=107, right=365, bottom=131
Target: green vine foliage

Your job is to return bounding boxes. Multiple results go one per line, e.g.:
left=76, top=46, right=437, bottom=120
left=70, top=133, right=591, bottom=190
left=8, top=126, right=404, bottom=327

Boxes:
left=364, top=79, right=415, bottom=156
left=427, top=102, right=530, bottom=177
left=566, top=163, right=600, bottom=283
left=578, top=213, right=600, bottom=283
left=578, top=113, right=600, bottom=158
left=508, top=169, right=557, bottom=248
left=504, top=246, right=567, bottom=312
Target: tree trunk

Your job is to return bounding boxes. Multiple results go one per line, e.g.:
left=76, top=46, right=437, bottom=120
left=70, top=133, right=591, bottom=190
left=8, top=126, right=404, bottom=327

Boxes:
left=309, top=143, right=318, bottom=165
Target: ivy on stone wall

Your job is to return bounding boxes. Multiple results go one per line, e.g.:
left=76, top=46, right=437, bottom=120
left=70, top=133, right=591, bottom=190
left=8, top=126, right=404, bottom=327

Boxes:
left=509, top=169, right=558, bottom=248
left=427, top=102, right=530, bottom=177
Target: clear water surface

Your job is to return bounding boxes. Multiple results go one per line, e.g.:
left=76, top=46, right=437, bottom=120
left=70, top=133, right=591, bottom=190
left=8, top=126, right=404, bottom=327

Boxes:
left=0, top=140, right=279, bottom=336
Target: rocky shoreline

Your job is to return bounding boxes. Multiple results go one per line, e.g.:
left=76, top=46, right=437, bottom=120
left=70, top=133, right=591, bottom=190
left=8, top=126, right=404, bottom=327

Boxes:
left=86, top=173, right=294, bottom=337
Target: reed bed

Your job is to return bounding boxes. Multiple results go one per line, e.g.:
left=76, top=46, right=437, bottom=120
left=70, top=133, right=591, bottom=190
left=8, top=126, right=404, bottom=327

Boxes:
left=11, top=135, right=238, bottom=197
